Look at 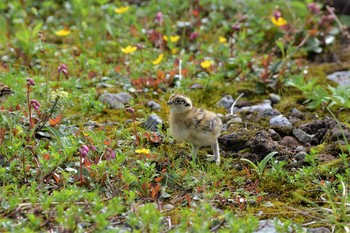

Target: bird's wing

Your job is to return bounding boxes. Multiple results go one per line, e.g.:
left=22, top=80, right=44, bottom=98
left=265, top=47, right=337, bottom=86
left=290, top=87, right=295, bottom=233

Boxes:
left=192, top=108, right=221, bottom=132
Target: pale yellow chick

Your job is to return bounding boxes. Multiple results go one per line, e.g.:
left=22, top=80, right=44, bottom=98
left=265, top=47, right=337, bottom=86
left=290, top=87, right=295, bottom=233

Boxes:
left=167, top=94, right=222, bottom=164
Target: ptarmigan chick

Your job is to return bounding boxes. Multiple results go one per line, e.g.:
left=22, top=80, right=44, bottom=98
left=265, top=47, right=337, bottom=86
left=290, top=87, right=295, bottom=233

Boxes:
left=167, top=94, right=222, bottom=164
left=0, top=83, right=13, bottom=104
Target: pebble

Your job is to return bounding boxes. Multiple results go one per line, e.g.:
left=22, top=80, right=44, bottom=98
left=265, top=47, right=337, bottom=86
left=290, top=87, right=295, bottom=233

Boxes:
left=233, top=100, right=275, bottom=115
left=281, top=136, right=300, bottom=148
left=269, top=115, right=292, bottom=129
left=144, top=114, right=163, bottom=131
left=269, top=93, right=281, bottom=104
left=268, top=129, right=281, bottom=141
left=190, top=83, right=203, bottom=89
left=115, top=92, right=133, bottom=104
left=291, top=108, right=304, bottom=119
left=147, top=100, right=161, bottom=111
left=294, top=151, right=306, bottom=161
left=101, top=76, right=111, bottom=82
left=96, top=83, right=114, bottom=88
left=226, top=117, right=243, bottom=124
left=327, top=71, right=350, bottom=86
left=293, top=128, right=314, bottom=144
left=216, top=95, right=234, bottom=110
left=98, top=93, right=125, bottom=109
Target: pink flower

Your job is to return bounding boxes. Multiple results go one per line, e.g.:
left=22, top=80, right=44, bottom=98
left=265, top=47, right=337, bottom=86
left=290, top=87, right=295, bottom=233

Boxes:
left=58, top=64, right=68, bottom=76
left=26, top=78, right=35, bottom=86
left=88, top=145, right=97, bottom=151
left=105, top=148, right=116, bottom=161
left=155, top=12, right=163, bottom=23
left=30, top=99, right=41, bottom=111
left=79, top=145, right=89, bottom=157
left=232, top=23, right=241, bottom=31
left=189, top=32, right=199, bottom=41
left=273, top=10, right=282, bottom=20
left=126, top=106, right=135, bottom=114
left=307, top=3, right=320, bottom=14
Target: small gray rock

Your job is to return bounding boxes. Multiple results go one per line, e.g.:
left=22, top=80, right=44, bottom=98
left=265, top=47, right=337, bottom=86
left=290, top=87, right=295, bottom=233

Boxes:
left=98, top=93, right=125, bottom=109
left=281, top=136, right=300, bottom=148
left=115, top=92, right=133, bottom=104
left=144, top=114, right=163, bottom=131
left=227, top=117, right=243, bottom=124
left=291, top=108, right=304, bottom=119
left=270, top=115, right=292, bottom=129
left=293, top=128, right=314, bottom=144
left=190, top=83, right=203, bottom=89
left=96, top=83, right=114, bottom=88
left=233, top=100, right=277, bottom=115
left=327, top=71, right=350, bottom=86
left=147, top=100, right=161, bottom=111
left=101, top=76, right=111, bottom=82
left=216, top=95, right=234, bottom=110
left=268, top=129, right=281, bottom=141
left=308, top=227, right=331, bottom=233
left=269, top=93, right=281, bottom=104
left=294, top=151, right=306, bottom=161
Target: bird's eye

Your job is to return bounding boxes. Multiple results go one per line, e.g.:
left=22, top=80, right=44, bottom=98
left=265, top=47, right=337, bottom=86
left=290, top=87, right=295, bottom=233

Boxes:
left=175, top=99, right=181, bottom=104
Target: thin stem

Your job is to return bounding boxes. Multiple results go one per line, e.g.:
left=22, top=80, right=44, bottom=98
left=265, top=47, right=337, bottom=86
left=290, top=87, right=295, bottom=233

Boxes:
left=27, top=86, right=33, bottom=129
left=132, top=114, right=139, bottom=146
left=80, top=154, right=83, bottom=183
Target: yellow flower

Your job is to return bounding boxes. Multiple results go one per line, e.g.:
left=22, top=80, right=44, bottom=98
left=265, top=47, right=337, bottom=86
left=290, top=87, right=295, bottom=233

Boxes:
left=171, top=48, right=178, bottom=54
left=55, top=29, right=71, bottom=36
left=135, top=148, right=150, bottom=154
left=115, top=6, right=129, bottom=14
left=200, top=60, right=212, bottom=69
left=163, top=35, right=180, bottom=43
left=271, top=16, right=287, bottom=27
left=219, top=36, right=227, bottom=43
left=152, top=53, right=164, bottom=65
left=121, top=45, right=137, bottom=54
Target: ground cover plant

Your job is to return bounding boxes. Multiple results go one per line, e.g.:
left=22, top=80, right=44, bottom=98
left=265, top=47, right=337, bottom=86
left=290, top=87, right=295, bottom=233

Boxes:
left=1, top=0, right=350, bottom=232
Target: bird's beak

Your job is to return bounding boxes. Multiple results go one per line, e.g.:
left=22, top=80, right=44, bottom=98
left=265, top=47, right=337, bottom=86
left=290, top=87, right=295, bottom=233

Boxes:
left=167, top=101, right=172, bottom=105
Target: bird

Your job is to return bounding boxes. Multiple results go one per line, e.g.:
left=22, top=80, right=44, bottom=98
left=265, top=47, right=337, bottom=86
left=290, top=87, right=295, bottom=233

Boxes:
left=0, top=83, right=13, bottom=104
left=167, top=94, right=222, bottom=164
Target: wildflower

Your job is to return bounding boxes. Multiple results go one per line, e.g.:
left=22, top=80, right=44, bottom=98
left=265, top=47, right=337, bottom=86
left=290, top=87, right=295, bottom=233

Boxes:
left=155, top=12, right=163, bottom=23
left=135, top=148, right=150, bottom=154
left=121, top=45, right=137, bottom=54
left=163, top=35, right=180, bottom=43
left=219, top=36, right=227, bottom=43
left=171, top=48, right=178, bottom=54
left=307, top=3, right=320, bottom=14
left=231, top=23, right=241, bottom=32
left=79, top=145, right=89, bottom=157
left=105, top=148, right=116, bottom=161
left=152, top=53, right=164, bottom=65
left=50, top=90, right=69, bottom=100
left=58, top=64, right=68, bottom=75
left=26, top=78, right=35, bottom=86
left=189, top=32, right=199, bottom=41
left=55, top=29, right=71, bottom=36
left=200, top=60, right=212, bottom=69
left=88, top=145, right=97, bottom=152
left=30, top=99, right=41, bottom=111
left=114, top=6, right=129, bottom=14
left=126, top=106, right=135, bottom=114
left=271, top=16, right=287, bottom=27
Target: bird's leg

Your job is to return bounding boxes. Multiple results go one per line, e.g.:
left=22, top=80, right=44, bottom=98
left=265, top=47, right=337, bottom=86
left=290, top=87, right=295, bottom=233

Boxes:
left=207, top=140, right=220, bottom=164
left=190, top=144, right=199, bottom=162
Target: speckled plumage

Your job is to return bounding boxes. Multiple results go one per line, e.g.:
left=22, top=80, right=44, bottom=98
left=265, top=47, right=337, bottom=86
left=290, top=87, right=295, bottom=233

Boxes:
left=167, top=94, right=222, bottom=164
left=0, top=83, right=13, bottom=104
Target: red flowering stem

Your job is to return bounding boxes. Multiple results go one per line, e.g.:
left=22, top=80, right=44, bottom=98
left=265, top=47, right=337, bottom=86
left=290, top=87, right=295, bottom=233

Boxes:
left=132, top=114, right=139, bottom=146
left=27, top=85, right=33, bottom=129
left=80, top=153, right=83, bottom=183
